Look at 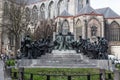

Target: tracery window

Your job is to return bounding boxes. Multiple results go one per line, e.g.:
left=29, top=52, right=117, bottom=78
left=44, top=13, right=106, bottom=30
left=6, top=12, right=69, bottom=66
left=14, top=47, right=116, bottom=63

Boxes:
left=108, top=21, right=120, bottom=41
left=4, top=2, right=9, bottom=16
left=62, top=20, right=69, bottom=35
left=86, top=0, right=89, bottom=4
left=78, top=0, right=83, bottom=12
left=57, top=0, right=64, bottom=16
left=76, top=19, right=82, bottom=40
left=32, top=5, right=38, bottom=24
left=25, top=7, right=30, bottom=22
left=48, top=1, right=54, bottom=19
left=40, top=3, right=45, bottom=20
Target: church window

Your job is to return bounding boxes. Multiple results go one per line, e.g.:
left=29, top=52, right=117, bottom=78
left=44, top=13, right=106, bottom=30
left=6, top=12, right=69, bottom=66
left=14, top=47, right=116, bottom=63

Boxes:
left=108, top=21, right=120, bottom=41
left=76, top=19, right=82, bottom=40
left=78, top=0, right=83, bottom=12
left=4, top=2, right=9, bottom=16
left=32, top=5, right=38, bottom=24
left=86, top=0, right=89, bottom=4
left=48, top=1, right=54, bottom=19
left=62, top=20, right=69, bottom=35
left=57, top=0, right=63, bottom=16
left=40, top=3, right=45, bottom=20
left=25, top=7, right=30, bottom=22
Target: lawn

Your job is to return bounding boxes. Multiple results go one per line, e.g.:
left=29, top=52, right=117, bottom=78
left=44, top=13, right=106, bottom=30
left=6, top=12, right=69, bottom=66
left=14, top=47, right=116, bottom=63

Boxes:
left=11, top=68, right=103, bottom=80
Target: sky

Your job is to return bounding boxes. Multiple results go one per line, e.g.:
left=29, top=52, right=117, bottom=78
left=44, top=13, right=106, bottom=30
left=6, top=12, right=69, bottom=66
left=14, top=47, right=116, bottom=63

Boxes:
left=91, top=0, right=120, bottom=15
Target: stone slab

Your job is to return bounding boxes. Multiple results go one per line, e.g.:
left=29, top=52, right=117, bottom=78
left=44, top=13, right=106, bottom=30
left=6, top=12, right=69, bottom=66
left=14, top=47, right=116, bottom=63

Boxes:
left=0, top=61, right=4, bottom=80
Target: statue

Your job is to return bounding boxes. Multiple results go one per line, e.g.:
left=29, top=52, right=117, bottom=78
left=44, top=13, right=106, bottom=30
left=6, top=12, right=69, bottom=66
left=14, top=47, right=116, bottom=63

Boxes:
left=54, top=32, right=64, bottom=50
left=64, top=32, right=74, bottom=50
left=19, top=32, right=108, bottom=59
left=91, top=26, right=97, bottom=36
left=77, top=36, right=83, bottom=52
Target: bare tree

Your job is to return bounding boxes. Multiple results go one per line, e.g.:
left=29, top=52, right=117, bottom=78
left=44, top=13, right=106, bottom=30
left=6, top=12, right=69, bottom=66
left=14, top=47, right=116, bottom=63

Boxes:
left=34, top=19, right=56, bottom=40
left=2, top=0, right=29, bottom=55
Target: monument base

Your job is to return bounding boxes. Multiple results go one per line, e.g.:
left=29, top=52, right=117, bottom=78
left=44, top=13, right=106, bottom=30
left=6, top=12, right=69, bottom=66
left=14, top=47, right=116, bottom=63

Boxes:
left=52, top=50, right=77, bottom=54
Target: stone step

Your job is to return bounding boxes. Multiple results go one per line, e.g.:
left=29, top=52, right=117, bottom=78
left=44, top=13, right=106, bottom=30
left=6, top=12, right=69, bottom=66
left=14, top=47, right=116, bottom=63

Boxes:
left=40, top=53, right=84, bottom=59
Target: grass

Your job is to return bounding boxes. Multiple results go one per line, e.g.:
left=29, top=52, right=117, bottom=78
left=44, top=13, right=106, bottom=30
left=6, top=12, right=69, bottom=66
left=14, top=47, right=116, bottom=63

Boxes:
left=6, top=59, right=113, bottom=80
left=11, top=68, right=102, bottom=80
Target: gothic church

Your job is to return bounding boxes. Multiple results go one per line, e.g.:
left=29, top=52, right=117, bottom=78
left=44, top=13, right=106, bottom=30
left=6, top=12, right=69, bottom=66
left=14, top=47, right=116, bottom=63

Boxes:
left=1, top=0, right=120, bottom=58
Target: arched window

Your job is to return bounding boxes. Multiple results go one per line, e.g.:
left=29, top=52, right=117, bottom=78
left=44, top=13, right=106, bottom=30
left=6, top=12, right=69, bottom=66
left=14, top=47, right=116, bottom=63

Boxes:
left=109, top=21, right=120, bottom=41
left=76, top=19, right=82, bottom=40
left=62, top=20, right=69, bottom=35
left=32, top=5, right=38, bottom=24
left=48, top=1, right=54, bottom=19
left=57, top=0, right=63, bottom=16
left=40, top=3, right=45, bottom=20
left=86, top=0, right=89, bottom=4
left=78, top=0, right=83, bottom=12
left=25, top=7, right=30, bottom=22
left=4, top=2, right=9, bottom=16
left=87, top=18, right=101, bottom=40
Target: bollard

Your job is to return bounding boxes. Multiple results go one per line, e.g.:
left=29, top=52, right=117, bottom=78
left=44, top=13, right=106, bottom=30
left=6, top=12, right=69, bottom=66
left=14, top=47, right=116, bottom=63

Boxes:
left=47, top=75, right=50, bottom=80
left=108, top=73, right=112, bottom=80
left=87, top=74, right=90, bottom=80
left=68, top=76, right=71, bottom=80
left=30, top=73, right=33, bottom=80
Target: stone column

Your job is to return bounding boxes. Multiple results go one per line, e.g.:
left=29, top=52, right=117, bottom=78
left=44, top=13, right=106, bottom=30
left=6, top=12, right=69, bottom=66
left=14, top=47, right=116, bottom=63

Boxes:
left=114, top=70, right=120, bottom=80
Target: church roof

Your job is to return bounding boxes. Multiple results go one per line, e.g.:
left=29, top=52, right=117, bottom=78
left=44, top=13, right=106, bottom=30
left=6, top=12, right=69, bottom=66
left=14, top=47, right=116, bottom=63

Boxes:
left=96, top=7, right=120, bottom=18
left=59, top=10, right=73, bottom=17
left=77, top=4, right=100, bottom=15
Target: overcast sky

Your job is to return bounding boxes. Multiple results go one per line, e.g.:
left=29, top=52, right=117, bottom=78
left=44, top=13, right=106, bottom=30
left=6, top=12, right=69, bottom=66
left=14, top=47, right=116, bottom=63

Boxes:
left=91, top=0, right=120, bottom=15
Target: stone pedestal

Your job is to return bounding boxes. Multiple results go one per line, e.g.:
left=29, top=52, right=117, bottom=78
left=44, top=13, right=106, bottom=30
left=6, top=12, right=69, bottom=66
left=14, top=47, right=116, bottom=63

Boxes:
left=52, top=50, right=77, bottom=54
left=114, top=69, right=120, bottom=80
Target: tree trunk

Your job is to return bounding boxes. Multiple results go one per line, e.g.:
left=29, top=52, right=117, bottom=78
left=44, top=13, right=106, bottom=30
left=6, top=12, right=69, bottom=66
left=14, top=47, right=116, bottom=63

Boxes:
left=14, top=34, right=20, bottom=57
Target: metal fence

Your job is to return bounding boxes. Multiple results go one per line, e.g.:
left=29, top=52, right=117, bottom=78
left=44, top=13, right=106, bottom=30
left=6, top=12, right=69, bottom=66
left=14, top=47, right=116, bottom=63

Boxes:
left=10, top=71, right=113, bottom=80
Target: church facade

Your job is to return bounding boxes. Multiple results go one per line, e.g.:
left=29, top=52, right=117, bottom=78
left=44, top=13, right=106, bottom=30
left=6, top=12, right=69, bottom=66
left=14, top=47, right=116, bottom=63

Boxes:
left=1, top=0, right=120, bottom=58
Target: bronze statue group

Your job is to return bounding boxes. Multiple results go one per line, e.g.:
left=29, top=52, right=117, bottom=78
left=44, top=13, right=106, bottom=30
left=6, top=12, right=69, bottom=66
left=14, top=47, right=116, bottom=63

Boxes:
left=18, top=32, right=108, bottom=59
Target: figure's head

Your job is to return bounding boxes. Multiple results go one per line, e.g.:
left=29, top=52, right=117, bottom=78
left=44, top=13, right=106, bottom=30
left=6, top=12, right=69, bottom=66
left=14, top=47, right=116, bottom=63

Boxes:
left=97, top=36, right=100, bottom=39
left=68, top=32, right=71, bottom=35
left=26, top=34, right=30, bottom=37
left=79, top=36, right=82, bottom=39
left=59, top=32, right=62, bottom=35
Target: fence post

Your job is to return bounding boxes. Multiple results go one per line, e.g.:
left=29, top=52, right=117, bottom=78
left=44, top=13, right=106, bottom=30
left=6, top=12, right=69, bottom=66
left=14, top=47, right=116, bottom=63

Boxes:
left=108, top=73, right=112, bottom=80
left=99, top=69, right=105, bottom=80
left=87, top=74, right=90, bottom=80
left=18, top=67, right=24, bottom=80
left=114, top=70, right=120, bottom=80
left=68, top=76, right=71, bottom=80
left=99, top=73, right=102, bottom=80
left=13, top=72, right=17, bottom=79
left=30, top=73, right=33, bottom=80
left=47, top=75, right=50, bottom=80
left=7, top=68, right=12, bottom=77
left=21, top=72, right=24, bottom=80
